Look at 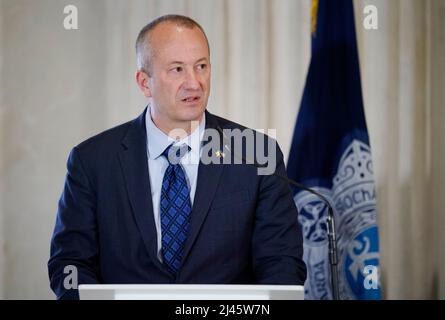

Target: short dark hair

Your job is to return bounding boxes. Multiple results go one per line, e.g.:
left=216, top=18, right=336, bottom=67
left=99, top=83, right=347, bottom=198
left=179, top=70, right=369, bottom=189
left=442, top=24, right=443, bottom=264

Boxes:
left=135, top=14, right=210, bottom=74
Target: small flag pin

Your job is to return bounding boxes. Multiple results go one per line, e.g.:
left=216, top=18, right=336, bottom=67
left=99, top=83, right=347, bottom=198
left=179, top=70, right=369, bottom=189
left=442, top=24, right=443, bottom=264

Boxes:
left=215, top=150, right=225, bottom=158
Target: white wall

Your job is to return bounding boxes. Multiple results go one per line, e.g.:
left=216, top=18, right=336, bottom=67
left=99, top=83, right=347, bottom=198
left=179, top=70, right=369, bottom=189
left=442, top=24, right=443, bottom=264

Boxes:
left=1, top=0, right=109, bottom=299
left=0, top=0, right=5, bottom=301
left=0, top=0, right=444, bottom=299
left=429, top=0, right=445, bottom=299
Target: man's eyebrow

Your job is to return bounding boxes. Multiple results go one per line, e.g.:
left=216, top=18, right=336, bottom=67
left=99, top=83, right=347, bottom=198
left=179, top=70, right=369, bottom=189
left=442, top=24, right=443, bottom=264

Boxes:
left=195, top=57, right=208, bottom=63
left=168, top=61, right=185, bottom=65
left=168, top=58, right=208, bottom=66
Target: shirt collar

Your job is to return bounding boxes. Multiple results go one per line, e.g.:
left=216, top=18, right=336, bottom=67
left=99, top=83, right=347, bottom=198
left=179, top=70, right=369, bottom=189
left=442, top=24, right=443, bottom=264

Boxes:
left=145, top=107, right=206, bottom=160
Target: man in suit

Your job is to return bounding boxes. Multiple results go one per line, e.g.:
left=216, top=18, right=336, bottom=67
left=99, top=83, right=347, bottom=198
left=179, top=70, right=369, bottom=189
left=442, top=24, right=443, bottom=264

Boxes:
left=48, top=14, right=306, bottom=300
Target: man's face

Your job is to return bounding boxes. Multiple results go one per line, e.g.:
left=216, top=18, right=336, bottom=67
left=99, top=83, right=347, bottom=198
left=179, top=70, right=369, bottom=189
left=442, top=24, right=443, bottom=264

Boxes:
left=143, top=23, right=211, bottom=131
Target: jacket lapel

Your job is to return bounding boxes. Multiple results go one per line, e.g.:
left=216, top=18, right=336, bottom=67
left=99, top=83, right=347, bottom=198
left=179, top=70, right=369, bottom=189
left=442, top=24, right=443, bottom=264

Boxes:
left=118, top=108, right=169, bottom=275
left=118, top=109, right=224, bottom=274
left=181, top=111, right=224, bottom=263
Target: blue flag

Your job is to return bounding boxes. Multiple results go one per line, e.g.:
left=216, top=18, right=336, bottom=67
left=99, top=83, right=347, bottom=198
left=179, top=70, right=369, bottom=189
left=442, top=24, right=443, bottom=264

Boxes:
left=287, top=0, right=381, bottom=300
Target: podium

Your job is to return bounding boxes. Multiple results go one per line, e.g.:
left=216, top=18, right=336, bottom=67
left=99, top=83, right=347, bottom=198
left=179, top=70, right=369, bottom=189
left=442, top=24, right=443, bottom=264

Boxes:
left=79, top=284, right=304, bottom=300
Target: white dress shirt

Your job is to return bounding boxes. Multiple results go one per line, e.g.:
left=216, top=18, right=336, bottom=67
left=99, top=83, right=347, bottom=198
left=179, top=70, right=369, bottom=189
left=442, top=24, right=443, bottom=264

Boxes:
left=145, top=109, right=205, bottom=261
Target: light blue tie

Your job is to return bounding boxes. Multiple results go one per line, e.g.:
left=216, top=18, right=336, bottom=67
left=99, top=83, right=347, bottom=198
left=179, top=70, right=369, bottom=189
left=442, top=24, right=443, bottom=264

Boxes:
left=160, top=144, right=192, bottom=276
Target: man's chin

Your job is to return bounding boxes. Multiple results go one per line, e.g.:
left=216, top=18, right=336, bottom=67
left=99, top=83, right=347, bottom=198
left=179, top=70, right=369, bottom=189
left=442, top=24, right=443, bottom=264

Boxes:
left=178, top=107, right=206, bottom=123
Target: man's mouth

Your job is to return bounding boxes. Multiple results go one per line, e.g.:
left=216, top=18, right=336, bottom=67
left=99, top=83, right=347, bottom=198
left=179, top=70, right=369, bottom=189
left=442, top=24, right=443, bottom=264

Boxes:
left=181, top=96, right=200, bottom=103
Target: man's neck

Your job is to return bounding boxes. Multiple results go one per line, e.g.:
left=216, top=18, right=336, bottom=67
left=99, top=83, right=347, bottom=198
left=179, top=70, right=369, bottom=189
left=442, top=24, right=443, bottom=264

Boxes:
left=150, top=110, right=203, bottom=140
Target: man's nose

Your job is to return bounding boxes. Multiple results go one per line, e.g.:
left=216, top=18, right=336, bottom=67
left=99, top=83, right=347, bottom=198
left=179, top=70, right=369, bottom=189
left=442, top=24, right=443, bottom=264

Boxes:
left=183, top=69, right=200, bottom=90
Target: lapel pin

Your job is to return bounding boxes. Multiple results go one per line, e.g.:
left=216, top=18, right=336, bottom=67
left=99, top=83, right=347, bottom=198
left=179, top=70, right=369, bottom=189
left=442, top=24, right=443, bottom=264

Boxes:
left=215, top=150, right=225, bottom=158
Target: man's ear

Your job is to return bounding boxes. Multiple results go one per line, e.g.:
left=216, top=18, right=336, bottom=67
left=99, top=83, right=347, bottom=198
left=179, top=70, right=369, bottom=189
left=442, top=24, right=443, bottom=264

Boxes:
left=135, top=70, right=152, bottom=98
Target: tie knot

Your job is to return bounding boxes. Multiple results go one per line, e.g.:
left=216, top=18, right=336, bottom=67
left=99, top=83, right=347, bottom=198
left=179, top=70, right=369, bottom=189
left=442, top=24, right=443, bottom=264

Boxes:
left=162, top=144, right=190, bottom=165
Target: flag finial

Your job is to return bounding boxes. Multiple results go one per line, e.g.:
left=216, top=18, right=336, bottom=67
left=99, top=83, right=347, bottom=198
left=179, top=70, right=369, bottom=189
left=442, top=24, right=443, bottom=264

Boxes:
left=311, top=0, right=319, bottom=36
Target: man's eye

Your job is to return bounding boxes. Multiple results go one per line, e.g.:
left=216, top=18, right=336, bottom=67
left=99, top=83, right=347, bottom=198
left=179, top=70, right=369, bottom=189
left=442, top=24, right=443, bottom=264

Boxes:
left=198, top=64, right=207, bottom=70
left=172, top=67, right=183, bottom=73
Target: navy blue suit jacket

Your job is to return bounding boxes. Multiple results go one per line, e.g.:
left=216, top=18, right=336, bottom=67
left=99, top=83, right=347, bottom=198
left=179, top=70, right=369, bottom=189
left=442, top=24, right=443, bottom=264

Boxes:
left=48, top=109, right=306, bottom=299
